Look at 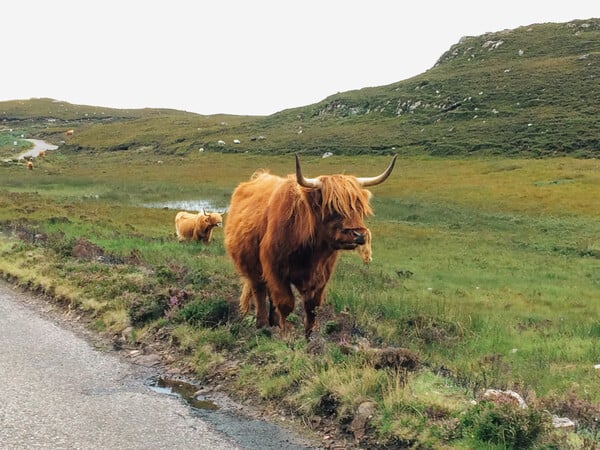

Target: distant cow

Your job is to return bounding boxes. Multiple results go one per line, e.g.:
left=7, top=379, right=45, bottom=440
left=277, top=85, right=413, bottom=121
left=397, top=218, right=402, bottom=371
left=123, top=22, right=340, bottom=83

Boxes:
left=175, top=211, right=223, bottom=244
left=225, top=154, right=397, bottom=337
left=65, top=129, right=74, bottom=137
left=27, top=161, right=33, bottom=170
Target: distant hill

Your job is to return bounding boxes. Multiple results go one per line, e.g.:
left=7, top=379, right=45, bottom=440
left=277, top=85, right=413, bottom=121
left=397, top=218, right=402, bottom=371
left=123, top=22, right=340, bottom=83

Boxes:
left=1, top=18, right=598, bottom=157
left=262, top=18, right=599, bottom=157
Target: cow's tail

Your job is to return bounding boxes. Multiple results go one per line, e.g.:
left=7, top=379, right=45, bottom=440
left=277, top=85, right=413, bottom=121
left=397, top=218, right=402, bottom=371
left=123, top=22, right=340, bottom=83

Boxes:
left=239, top=279, right=253, bottom=315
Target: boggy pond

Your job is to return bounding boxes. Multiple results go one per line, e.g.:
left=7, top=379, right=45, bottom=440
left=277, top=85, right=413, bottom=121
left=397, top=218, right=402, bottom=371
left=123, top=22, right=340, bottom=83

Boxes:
left=143, top=200, right=226, bottom=213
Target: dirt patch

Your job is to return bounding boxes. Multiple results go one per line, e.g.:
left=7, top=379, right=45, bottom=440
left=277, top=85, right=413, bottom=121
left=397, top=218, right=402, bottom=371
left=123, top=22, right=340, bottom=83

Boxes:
left=72, top=237, right=105, bottom=260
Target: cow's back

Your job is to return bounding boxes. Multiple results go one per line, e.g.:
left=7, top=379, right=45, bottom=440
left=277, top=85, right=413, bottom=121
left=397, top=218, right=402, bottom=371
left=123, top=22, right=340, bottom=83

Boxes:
left=175, top=211, right=198, bottom=240
left=224, top=172, right=285, bottom=278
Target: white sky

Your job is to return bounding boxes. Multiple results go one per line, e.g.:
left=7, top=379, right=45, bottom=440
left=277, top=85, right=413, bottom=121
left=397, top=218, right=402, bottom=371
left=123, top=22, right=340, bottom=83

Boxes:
left=2, top=1, right=598, bottom=116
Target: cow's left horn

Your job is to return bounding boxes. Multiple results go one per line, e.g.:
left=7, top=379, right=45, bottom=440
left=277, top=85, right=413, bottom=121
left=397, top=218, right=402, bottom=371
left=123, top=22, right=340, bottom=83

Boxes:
left=295, top=154, right=322, bottom=189
left=356, top=154, right=398, bottom=187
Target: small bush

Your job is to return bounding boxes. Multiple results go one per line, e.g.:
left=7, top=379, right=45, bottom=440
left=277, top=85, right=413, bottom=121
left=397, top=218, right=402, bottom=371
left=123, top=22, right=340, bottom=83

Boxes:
left=540, top=389, right=600, bottom=434
left=128, top=296, right=167, bottom=326
left=177, top=298, right=230, bottom=327
left=202, top=327, right=237, bottom=352
left=323, top=320, right=342, bottom=335
left=46, top=231, right=77, bottom=258
left=155, top=263, right=188, bottom=284
left=460, top=401, right=549, bottom=448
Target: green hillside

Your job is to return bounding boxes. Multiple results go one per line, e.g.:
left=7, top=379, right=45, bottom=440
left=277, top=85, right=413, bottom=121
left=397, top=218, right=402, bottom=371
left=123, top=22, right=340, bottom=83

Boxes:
left=1, top=18, right=598, bottom=157
left=263, top=18, right=599, bottom=157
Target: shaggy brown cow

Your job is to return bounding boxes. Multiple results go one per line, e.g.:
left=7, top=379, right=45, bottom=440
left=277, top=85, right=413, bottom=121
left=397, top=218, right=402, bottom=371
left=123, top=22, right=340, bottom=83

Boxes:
left=175, top=211, right=223, bottom=244
left=65, top=129, right=74, bottom=137
left=225, top=154, right=396, bottom=337
left=27, top=161, right=33, bottom=170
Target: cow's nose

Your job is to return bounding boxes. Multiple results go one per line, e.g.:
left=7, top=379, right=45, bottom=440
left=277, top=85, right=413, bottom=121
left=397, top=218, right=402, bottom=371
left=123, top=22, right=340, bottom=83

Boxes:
left=352, top=230, right=366, bottom=245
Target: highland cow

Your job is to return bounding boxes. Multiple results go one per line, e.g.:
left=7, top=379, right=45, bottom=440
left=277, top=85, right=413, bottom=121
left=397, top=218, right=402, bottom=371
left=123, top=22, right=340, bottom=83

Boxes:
left=225, top=154, right=396, bottom=337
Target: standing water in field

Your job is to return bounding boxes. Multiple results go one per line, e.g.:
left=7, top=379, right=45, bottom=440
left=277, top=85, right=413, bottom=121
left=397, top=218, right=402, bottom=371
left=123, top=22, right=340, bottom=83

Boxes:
left=142, top=200, right=224, bottom=212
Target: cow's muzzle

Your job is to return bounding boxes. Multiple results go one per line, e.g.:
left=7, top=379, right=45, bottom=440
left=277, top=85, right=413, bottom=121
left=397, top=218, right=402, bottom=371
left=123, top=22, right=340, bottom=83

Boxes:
left=352, top=230, right=366, bottom=245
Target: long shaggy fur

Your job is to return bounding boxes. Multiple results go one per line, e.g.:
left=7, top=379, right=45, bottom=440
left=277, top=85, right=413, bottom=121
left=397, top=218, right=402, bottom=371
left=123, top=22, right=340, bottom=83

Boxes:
left=175, top=211, right=223, bottom=243
left=225, top=167, right=376, bottom=336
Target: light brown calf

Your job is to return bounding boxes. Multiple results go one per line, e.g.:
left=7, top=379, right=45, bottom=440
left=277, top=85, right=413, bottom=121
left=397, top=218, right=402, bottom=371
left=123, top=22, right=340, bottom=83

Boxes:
left=175, top=211, right=223, bottom=244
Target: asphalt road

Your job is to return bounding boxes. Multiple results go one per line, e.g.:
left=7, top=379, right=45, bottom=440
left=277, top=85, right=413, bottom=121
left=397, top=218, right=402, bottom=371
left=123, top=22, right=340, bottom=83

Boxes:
left=0, top=281, right=318, bottom=450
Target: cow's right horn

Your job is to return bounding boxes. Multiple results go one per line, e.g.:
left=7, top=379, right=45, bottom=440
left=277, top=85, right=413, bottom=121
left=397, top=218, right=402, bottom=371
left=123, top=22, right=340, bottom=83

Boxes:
left=356, top=154, right=397, bottom=187
left=295, top=154, right=322, bottom=189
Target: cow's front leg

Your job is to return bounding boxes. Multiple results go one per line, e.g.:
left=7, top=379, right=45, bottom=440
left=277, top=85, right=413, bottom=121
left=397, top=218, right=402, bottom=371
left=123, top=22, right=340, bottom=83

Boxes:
left=267, top=296, right=280, bottom=327
left=301, top=287, right=326, bottom=339
left=267, top=282, right=296, bottom=333
left=299, top=256, right=336, bottom=339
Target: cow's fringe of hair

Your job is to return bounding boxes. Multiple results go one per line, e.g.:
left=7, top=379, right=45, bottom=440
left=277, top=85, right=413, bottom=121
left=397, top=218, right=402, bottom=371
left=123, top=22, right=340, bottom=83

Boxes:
left=318, top=175, right=373, bottom=219
left=272, top=174, right=374, bottom=249
left=287, top=183, right=318, bottom=245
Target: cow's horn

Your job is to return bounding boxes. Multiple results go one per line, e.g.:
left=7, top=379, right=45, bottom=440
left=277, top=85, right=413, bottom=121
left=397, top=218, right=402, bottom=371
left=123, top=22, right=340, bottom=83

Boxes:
left=356, top=154, right=398, bottom=187
left=295, top=154, right=322, bottom=189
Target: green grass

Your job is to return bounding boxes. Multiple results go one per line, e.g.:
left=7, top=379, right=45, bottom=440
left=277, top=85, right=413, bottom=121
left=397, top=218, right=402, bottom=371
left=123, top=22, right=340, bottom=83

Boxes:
left=0, top=129, right=33, bottom=160
left=1, top=150, right=599, bottom=448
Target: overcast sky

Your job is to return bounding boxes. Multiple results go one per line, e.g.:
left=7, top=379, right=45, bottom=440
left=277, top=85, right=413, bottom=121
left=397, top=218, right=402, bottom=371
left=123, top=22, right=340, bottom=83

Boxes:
left=2, top=1, right=597, bottom=116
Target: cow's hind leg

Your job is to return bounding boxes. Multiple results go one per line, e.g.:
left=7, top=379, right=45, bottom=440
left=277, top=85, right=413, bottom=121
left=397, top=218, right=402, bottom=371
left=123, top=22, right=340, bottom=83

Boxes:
left=252, top=283, right=270, bottom=329
left=239, top=280, right=270, bottom=329
left=239, top=280, right=254, bottom=315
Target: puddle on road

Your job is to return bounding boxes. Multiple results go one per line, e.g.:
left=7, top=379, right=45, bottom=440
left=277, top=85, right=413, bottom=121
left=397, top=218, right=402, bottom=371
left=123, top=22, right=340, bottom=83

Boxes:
left=148, top=377, right=219, bottom=411
left=148, top=376, right=318, bottom=449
